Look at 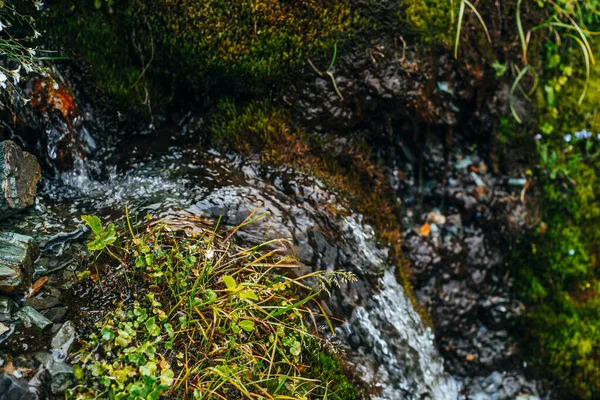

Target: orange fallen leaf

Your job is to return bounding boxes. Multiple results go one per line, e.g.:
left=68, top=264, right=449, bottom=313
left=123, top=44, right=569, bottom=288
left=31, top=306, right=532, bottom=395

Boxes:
left=473, top=185, right=486, bottom=200
left=466, top=354, right=476, bottom=361
left=25, top=276, right=48, bottom=299
left=418, top=222, right=431, bottom=237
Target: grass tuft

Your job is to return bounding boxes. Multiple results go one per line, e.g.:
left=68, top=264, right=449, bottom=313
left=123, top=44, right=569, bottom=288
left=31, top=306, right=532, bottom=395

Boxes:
left=68, top=213, right=357, bottom=399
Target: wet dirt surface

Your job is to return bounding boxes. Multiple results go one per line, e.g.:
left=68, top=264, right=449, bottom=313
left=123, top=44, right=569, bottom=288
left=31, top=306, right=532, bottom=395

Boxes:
left=399, top=134, right=553, bottom=398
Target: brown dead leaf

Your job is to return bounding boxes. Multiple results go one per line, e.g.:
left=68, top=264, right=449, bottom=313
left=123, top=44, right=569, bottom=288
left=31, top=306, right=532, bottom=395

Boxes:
left=25, top=276, right=48, bottom=299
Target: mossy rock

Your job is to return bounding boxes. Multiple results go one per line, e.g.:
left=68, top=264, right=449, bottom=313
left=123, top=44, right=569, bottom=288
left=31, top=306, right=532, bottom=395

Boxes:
left=400, top=0, right=456, bottom=45
left=42, top=0, right=356, bottom=117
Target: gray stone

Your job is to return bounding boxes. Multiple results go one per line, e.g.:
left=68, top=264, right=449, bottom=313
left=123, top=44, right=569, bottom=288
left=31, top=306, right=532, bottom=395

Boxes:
left=0, top=322, right=15, bottom=344
left=0, top=233, right=38, bottom=295
left=0, top=140, right=41, bottom=220
left=0, top=373, right=38, bottom=400
left=15, top=306, right=52, bottom=331
left=34, top=352, right=73, bottom=394
left=42, top=306, right=68, bottom=323
left=0, top=296, right=15, bottom=322
left=51, top=321, right=76, bottom=356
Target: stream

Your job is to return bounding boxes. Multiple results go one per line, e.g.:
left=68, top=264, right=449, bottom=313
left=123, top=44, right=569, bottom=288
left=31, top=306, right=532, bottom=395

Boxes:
left=0, top=69, right=551, bottom=399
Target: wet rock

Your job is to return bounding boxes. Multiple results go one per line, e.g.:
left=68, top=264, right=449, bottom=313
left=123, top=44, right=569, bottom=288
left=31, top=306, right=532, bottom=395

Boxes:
left=15, top=306, right=52, bottom=331
left=0, top=373, right=38, bottom=400
left=0, top=233, right=38, bottom=295
left=42, top=307, right=68, bottom=323
left=0, top=141, right=41, bottom=220
left=50, top=321, right=76, bottom=356
left=34, top=352, right=73, bottom=394
left=0, top=296, right=15, bottom=322
left=25, top=295, right=60, bottom=311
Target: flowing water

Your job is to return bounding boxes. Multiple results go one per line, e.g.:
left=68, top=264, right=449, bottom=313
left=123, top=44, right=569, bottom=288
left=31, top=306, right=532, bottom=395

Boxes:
left=0, top=70, right=551, bottom=399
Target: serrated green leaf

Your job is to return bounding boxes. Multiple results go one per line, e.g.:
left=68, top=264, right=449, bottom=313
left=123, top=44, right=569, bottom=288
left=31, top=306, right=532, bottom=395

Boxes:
left=82, top=215, right=103, bottom=235
left=87, top=236, right=106, bottom=251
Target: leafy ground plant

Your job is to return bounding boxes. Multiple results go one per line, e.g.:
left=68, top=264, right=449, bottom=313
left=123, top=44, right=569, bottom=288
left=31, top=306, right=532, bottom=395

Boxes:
left=69, top=211, right=357, bottom=399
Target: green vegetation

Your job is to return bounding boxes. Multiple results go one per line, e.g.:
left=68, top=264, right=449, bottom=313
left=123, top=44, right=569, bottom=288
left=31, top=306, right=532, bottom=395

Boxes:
left=43, top=0, right=356, bottom=116
left=513, top=39, right=600, bottom=398
left=68, top=212, right=357, bottom=399
left=0, top=0, right=49, bottom=102
left=401, top=0, right=456, bottom=45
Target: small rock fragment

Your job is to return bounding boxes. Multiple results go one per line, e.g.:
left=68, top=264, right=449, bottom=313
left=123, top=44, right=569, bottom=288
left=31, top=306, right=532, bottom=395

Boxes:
left=427, top=211, right=447, bottom=225
left=51, top=321, right=76, bottom=356
left=0, top=322, right=9, bottom=336
left=0, top=296, right=15, bottom=322
left=0, top=140, right=41, bottom=220
left=34, top=352, right=73, bottom=394
left=0, top=373, right=37, bottom=400
left=15, top=306, right=52, bottom=331
left=0, top=233, right=38, bottom=295
left=42, top=307, right=68, bottom=323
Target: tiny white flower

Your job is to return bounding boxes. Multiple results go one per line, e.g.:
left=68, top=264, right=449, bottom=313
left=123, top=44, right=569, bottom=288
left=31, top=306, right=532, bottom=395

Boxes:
left=23, top=63, right=33, bottom=74
left=0, top=72, right=7, bottom=89
left=10, top=66, right=20, bottom=85
left=32, top=30, right=41, bottom=39
left=206, top=247, right=214, bottom=260
left=0, top=21, right=6, bottom=32
left=27, top=48, right=36, bottom=56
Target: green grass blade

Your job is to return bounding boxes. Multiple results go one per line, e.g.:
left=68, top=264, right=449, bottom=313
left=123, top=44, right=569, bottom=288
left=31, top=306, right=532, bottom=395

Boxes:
left=510, top=65, right=531, bottom=124
left=464, top=0, right=491, bottom=43
left=516, top=0, right=527, bottom=64
left=566, top=33, right=591, bottom=103
left=454, top=0, right=466, bottom=59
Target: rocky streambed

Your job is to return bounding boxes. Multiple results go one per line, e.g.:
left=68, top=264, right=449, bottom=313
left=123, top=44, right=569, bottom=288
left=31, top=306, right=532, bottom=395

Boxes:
left=0, top=69, right=554, bottom=400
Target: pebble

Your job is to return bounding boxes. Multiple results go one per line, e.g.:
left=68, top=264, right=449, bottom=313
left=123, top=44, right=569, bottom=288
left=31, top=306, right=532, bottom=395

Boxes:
left=427, top=211, right=447, bottom=225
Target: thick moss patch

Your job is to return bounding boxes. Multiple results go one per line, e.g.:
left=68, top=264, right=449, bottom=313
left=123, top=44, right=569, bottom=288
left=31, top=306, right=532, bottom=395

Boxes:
left=43, top=0, right=356, bottom=116
left=513, top=41, right=600, bottom=399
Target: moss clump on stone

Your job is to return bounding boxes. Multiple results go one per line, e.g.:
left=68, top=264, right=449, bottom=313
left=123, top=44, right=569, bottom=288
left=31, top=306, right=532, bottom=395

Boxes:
left=43, top=0, right=356, bottom=116
left=401, top=0, right=455, bottom=45
left=42, top=1, right=161, bottom=117
left=128, top=0, right=355, bottom=83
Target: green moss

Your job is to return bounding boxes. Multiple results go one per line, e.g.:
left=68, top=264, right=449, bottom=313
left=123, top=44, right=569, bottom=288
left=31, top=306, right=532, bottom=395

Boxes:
left=305, top=347, right=357, bottom=400
left=401, top=0, right=455, bottom=45
left=42, top=2, right=162, bottom=117
left=43, top=0, right=356, bottom=116
left=129, top=0, right=355, bottom=83
left=513, top=41, right=600, bottom=399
